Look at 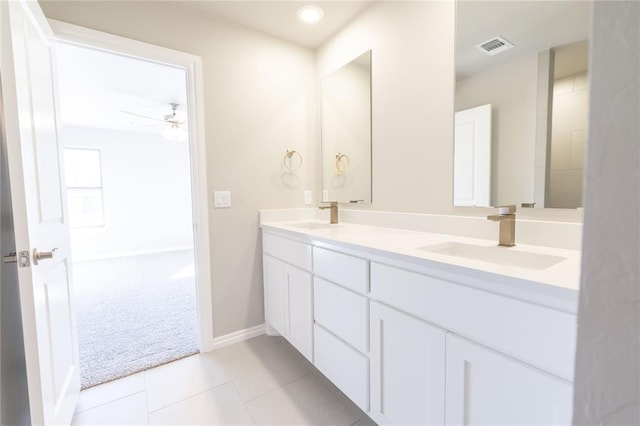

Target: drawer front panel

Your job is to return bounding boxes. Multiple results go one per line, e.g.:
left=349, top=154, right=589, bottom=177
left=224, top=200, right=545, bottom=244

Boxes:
left=314, top=278, right=368, bottom=353
left=314, top=324, right=369, bottom=412
left=313, top=247, right=368, bottom=294
left=262, top=232, right=311, bottom=271
left=370, top=263, right=577, bottom=381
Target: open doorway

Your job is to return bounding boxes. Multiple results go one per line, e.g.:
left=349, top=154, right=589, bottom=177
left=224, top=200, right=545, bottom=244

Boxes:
left=55, top=42, right=199, bottom=389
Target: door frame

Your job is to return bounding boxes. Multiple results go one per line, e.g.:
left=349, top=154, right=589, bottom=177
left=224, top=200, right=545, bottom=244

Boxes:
left=49, top=19, right=215, bottom=352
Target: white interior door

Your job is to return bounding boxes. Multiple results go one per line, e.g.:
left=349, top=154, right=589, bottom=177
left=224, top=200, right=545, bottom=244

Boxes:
left=454, top=104, right=492, bottom=207
left=1, top=0, right=80, bottom=424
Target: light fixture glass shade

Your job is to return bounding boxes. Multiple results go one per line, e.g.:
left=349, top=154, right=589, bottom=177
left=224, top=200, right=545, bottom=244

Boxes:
left=163, top=125, right=177, bottom=140
left=163, top=123, right=188, bottom=142
left=176, top=127, right=188, bottom=142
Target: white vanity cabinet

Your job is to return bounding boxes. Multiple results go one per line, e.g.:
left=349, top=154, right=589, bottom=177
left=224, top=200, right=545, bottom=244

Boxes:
left=262, top=233, right=313, bottom=361
left=370, top=302, right=446, bottom=425
left=261, top=225, right=577, bottom=426
left=445, top=334, right=573, bottom=425
left=370, top=262, right=575, bottom=426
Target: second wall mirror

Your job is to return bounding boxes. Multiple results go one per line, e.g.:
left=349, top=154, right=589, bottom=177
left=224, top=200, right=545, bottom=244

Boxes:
left=453, top=1, right=591, bottom=209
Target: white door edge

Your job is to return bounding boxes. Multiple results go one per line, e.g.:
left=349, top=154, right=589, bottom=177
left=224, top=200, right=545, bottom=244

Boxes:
left=48, top=19, right=215, bottom=352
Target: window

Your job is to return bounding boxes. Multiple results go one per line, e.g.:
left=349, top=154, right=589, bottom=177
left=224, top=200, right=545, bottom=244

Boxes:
left=64, top=148, right=105, bottom=228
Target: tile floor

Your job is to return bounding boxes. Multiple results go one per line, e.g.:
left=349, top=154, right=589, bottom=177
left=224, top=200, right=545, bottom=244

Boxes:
left=72, top=334, right=376, bottom=425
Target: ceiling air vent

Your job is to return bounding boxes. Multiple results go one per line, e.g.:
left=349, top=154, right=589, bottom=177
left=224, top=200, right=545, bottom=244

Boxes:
left=476, top=36, right=514, bottom=56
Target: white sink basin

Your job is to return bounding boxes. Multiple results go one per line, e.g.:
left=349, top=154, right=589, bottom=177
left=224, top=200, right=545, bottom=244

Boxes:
left=418, top=242, right=565, bottom=270
left=287, top=222, right=340, bottom=230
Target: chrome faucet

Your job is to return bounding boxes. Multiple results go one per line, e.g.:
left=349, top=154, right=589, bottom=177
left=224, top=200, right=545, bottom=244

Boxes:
left=487, top=205, right=516, bottom=247
left=319, top=201, right=339, bottom=224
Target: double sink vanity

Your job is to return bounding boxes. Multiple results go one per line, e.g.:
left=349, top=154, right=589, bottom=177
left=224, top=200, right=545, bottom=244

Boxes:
left=260, top=210, right=580, bottom=425
left=272, top=4, right=587, bottom=422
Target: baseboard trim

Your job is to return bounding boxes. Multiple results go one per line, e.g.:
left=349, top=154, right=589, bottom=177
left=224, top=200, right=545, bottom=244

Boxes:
left=209, top=323, right=266, bottom=351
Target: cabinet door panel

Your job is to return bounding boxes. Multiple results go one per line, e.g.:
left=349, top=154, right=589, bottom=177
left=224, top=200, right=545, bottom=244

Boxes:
left=445, top=334, right=573, bottom=425
left=287, top=266, right=313, bottom=361
left=264, top=255, right=287, bottom=336
left=370, top=302, right=446, bottom=425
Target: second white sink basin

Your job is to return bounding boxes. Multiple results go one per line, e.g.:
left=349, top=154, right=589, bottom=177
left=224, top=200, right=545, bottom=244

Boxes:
left=418, top=242, right=566, bottom=270
left=287, top=222, right=340, bottom=230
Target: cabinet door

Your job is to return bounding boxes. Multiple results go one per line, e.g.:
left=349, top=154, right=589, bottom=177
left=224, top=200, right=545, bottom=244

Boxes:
left=287, top=266, right=313, bottom=361
left=263, top=255, right=287, bottom=336
left=370, top=302, right=446, bottom=425
left=445, top=334, right=573, bottom=425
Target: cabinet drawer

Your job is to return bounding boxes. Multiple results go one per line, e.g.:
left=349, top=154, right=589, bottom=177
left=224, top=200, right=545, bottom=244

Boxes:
left=313, top=247, right=368, bottom=294
left=314, top=324, right=369, bottom=412
left=262, top=232, right=311, bottom=271
left=314, top=278, right=368, bottom=353
left=370, top=263, right=577, bottom=381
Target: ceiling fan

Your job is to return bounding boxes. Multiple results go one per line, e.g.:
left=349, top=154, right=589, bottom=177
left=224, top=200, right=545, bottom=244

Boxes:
left=121, top=103, right=188, bottom=141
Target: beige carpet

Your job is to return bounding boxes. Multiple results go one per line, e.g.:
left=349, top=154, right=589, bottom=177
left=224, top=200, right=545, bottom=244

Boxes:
left=72, top=250, right=199, bottom=389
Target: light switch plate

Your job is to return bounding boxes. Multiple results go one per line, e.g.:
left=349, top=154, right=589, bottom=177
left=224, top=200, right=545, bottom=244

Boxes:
left=304, top=190, right=312, bottom=205
left=213, top=191, right=231, bottom=208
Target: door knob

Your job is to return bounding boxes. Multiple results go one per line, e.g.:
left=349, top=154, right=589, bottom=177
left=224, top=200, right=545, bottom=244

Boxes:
left=33, top=248, right=58, bottom=265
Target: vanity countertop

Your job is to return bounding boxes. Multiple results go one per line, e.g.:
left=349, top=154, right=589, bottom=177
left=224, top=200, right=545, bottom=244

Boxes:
left=261, top=220, right=581, bottom=313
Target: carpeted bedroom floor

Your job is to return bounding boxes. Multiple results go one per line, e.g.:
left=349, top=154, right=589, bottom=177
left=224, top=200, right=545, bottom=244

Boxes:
left=72, top=249, right=199, bottom=389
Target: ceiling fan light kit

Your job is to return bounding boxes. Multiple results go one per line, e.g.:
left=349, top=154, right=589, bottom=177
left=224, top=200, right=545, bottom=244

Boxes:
left=163, top=123, right=188, bottom=142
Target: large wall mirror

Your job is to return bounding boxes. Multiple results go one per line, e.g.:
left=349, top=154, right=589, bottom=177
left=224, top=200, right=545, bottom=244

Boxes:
left=321, top=50, right=372, bottom=204
left=454, top=1, right=591, bottom=208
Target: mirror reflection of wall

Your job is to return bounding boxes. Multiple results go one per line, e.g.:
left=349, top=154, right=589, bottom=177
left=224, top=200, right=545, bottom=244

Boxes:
left=321, top=50, right=372, bottom=204
left=454, top=1, right=591, bottom=208
left=548, top=41, right=589, bottom=208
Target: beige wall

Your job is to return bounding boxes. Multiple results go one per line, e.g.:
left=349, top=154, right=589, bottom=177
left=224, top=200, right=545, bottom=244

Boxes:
left=317, top=1, right=456, bottom=214
left=39, top=1, right=318, bottom=338
left=40, top=0, right=584, bottom=341
left=455, top=53, right=538, bottom=207
left=573, top=1, right=639, bottom=424
left=316, top=1, right=581, bottom=222
left=548, top=71, right=588, bottom=209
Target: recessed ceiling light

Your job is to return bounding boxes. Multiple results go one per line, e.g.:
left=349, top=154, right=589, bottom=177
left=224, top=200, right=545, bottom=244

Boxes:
left=297, top=5, right=324, bottom=24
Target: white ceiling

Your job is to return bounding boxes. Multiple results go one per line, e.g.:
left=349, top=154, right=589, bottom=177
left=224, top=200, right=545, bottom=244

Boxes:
left=55, top=1, right=372, bottom=133
left=456, top=1, right=591, bottom=80
left=169, top=1, right=372, bottom=48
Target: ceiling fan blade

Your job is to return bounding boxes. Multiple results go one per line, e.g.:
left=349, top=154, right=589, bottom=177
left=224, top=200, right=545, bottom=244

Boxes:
left=120, top=110, right=166, bottom=122
left=129, top=123, right=163, bottom=128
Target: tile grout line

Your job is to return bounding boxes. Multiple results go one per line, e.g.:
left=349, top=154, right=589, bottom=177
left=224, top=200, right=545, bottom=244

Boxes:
left=146, top=376, right=233, bottom=415
left=74, top=390, right=148, bottom=416
left=145, top=340, right=283, bottom=415
left=228, top=374, right=258, bottom=426
left=241, top=370, right=314, bottom=405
